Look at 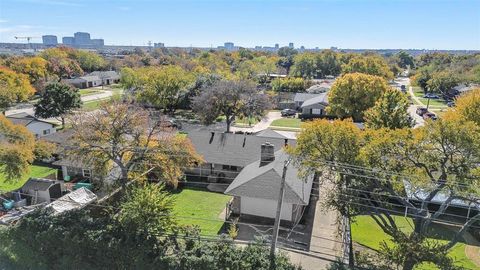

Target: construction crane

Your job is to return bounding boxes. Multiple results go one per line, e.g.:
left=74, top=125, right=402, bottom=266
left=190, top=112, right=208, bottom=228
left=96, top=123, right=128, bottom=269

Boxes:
left=14, top=36, right=40, bottom=50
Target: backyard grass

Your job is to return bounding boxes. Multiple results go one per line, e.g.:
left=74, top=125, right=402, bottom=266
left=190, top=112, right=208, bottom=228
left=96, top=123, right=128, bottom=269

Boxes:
left=171, top=188, right=231, bottom=235
left=270, top=118, right=302, bottom=128
left=78, top=89, right=101, bottom=96
left=352, top=215, right=478, bottom=270
left=0, top=165, right=57, bottom=192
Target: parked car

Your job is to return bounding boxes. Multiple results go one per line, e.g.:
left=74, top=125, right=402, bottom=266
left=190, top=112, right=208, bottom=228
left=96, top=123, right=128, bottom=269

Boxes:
left=400, top=85, right=406, bottom=92
left=423, top=112, right=438, bottom=121
left=160, top=119, right=182, bottom=129
left=416, top=107, right=428, bottom=116
left=281, top=109, right=297, bottom=117
left=423, top=93, right=439, bottom=99
left=447, top=101, right=455, bottom=107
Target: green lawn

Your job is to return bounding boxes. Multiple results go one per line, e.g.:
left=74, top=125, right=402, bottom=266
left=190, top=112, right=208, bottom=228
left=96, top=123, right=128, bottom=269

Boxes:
left=0, top=165, right=57, bottom=192
left=270, top=118, right=302, bottom=128
left=234, top=117, right=260, bottom=127
left=412, top=87, right=449, bottom=108
left=352, top=215, right=478, bottom=270
left=171, top=188, right=231, bottom=235
left=82, top=99, right=108, bottom=111
left=78, top=89, right=101, bottom=96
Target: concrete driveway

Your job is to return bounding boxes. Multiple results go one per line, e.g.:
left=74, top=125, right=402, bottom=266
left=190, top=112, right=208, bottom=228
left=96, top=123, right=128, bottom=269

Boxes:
left=230, top=111, right=283, bottom=133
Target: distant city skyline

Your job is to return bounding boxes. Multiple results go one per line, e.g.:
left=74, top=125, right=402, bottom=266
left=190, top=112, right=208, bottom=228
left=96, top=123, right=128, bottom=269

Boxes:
left=0, top=0, right=479, bottom=50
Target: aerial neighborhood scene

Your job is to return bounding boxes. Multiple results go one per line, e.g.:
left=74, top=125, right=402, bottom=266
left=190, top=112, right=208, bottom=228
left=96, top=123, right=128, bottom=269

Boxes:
left=0, top=0, right=480, bottom=269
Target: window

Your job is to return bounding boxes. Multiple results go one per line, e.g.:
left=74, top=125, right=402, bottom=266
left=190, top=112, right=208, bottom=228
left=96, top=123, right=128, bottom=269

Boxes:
left=82, top=169, right=91, bottom=178
left=312, top=108, right=322, bottom=115
left=222, top=165, right=238, bottom=171
left=43, top=129, right=51, bottom=135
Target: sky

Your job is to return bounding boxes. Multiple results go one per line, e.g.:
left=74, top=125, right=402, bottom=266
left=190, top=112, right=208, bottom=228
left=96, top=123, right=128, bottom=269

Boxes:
left=0, top=0, right=479, bottom=50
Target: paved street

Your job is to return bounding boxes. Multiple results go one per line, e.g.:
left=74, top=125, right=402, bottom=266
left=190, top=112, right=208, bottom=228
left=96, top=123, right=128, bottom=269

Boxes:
left=394, top=77, right=425, bottom=128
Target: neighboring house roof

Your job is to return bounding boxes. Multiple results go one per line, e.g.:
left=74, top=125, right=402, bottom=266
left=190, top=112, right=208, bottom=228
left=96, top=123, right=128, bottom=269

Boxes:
left=301, top=92, right=329, bottom=108
left=42, top=130, right=74, bottom=145
left=21, top=178, right=57, bottom=191
left=256, top=129, right=296, bottom=140
left=294, top=93, right=321, bottom=103
left=225, top=150, right=313, bottom=205
left=453, top=84, right=479, bottom=93
left=6, top=112, right=55, bottom=127
left=187, top=131, right=295, bottom=167
left=88, top=71, right=120, bottom=80
left=80, top=75, right=101, bottom=82
left=307, top=82, right=332, bottom=93
left=52, top=157, right=89, bottom=168
left=47, top=187, right=97, bottom=215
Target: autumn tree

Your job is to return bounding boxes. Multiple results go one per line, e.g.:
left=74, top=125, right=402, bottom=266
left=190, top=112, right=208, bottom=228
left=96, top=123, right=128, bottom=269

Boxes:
left=70, top=50, right=107, bottom=72
left=444, top=88, right=480, bottom=125
left=292, top=118, right=480, bottom=270
left=0, top=67, right=35, bottom=113
left=34, top=83, right=82, bottom=128
left=277, top=47, right=298, bottom=74
left=191, top=80, right=270, bottom=133
left=327, top=73, right=390, bottom=121
left=67, top=102, right=202, bottom=188
left=364, top=88, right=413, bottom=129
left=40, top=47, right=83, bottom=80
left=342, top=55, right=394, bottom=80
left=0, top=114, right=35, bottom=181
left=7, top=56, right=48, bottom=86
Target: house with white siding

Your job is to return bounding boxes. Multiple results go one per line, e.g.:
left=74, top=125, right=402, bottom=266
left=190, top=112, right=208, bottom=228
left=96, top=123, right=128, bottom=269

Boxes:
left=6, top=112, right=57, bottom=138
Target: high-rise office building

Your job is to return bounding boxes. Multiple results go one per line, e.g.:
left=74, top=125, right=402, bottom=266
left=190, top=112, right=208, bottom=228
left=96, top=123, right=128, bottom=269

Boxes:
left=289, top=42, right=294, bottom=49
left=74, top=32, right=91, bottom=46
left=275, top=43, right=279, bottom=49
left=154, top=42, right=165, bottom=48
left=91, top=39, right=104, bottom=47
left=42, top=35, right=58, bottom=46
left=62, top=37, right=75, bottom=46
left=224, top=42, right=234, bottom=50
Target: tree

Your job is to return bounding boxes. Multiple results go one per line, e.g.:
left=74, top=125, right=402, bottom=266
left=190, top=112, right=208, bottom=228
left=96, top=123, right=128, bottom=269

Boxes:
left=271, top=77, right=311, bottom=92
left=0, top=67, right=35, bottom=113
left=191, top=80, right=270, bottom=133
left=291, top=53, right=316, bottom=78
left=364, top=88, right=413, bottom=129
left=0, top=114, right=35, bottom=181
left=7, top=56, right=48, bottom=85
left=68, top=102, right=202, bottom=187
left=395, top=51, right=414, bottom=69
left=427, top=71, right=459, bottom=97
left=444, top=88, right=480, bottom=125
left=136, top=66, right=194, bottom=114
left=70, top=50, right=106, bottom=72
left=411, top=68, right=431, bottom=93
left=40, top=47, right=83, bottom=80
left=292, top=118, right=480, bottom=270
left=327, top=73, right=391, bottom=122
left=277, top=47, right=298, bottom=74
left=342, top=55, right=394, bottom=80
left=34, top=82, right=82, bottom=128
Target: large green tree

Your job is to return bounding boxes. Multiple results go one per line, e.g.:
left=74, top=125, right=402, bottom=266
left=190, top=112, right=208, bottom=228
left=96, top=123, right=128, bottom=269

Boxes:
left=364, top=88, right=413, bottom=129
left=327, top=73, right=391, bottom=121
left=34, top=82, right=82, bottom=128
left=342, top=55, right=394, bottom=80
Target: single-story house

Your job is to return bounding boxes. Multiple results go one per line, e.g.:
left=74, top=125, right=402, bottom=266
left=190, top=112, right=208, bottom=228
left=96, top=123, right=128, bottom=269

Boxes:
left=186, top=131, right=295, bottom=183
left=87, top=71, right=121, bottom=85
left=65, top=75, right=102, bottom=89
left=255, top=129, right=297, bottom=140
left=293, top=93, right=322, bottom=110
left=225, top=144, right=314, bottom=223
left=300, top=92, right=329, bottom=117
left=21, top=178, right=62, bottom=204
left=6, top=112, right=57, bottom=138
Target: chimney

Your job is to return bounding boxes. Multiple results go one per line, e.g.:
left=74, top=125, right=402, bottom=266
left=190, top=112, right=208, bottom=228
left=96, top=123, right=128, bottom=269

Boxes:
left=260, top=142, right=275, bottom=166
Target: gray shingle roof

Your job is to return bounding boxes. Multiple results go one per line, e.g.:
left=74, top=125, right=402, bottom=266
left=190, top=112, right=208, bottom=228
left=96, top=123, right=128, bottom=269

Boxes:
left=301, top=93, right=329, bottom=108
left=186, top=131, right=295, bottom=167
left=88, top=71, right=120, bottom=80
left=6, top=112, right=55, bottom=127
left=293, top=93, right=321, bottom=102
left=225, top=150, right=313, bottom=205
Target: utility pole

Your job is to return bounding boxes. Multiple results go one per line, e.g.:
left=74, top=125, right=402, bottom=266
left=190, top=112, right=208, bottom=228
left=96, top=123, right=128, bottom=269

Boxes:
left=270, top=158, right=291, bottom=270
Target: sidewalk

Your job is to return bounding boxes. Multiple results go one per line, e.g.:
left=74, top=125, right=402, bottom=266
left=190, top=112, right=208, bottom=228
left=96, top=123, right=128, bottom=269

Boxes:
left=230, top=111, right=282, bottom=133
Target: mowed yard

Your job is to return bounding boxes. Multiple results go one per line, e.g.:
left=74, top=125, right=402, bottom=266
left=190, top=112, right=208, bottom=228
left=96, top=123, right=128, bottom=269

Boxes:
left=352, top=215, right=479, bottom=270
left=171, top=188, right=231, bottom=236
left=270, top=117, right=302, bottom=130
left=0, top=165, right=57, bottom=192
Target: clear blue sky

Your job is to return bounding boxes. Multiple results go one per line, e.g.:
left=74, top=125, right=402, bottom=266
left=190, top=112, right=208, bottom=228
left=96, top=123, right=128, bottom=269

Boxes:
left=0, top=0, right=479, bottom=49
